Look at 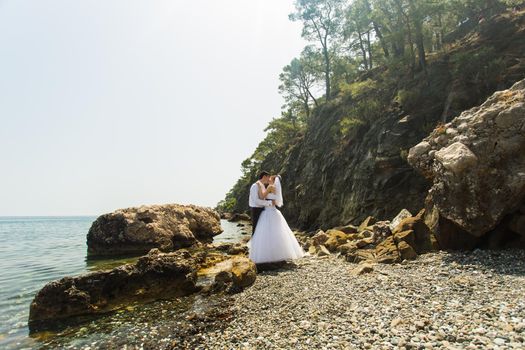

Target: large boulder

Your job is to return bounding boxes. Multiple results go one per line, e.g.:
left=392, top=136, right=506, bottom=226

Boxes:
left=231, top=257, right=257, bottom=288
left=408, top=79, right=525, bottom=247
left=311, top=230, right=329, bottom=246
left=358, top=216, right=377, bottom=232
left=333, top=224, right=358, bottom=234
left=87, top=204, right=223, bottom=256
left=220, top=212, right=233, bottom=220
left=29, top=250, right=199, bottom=331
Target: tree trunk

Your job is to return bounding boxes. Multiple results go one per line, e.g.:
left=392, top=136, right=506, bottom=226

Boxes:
left=415, top=29, right=427, bottom=71
left=437, top=12, right=444, bottom=50
left=409, top=0, right=427, bottom=71
left=401, top=7, right=416, bottom=72
left=304, top=100, right=310, bottom=119
left=357, top=31, right=369, bottom=70
left=307, top=88, right=319, bottom=107
left=322, top=45, right=331, bottom=100
left=364, top=0, right=389, bottom=58
left=366, top=29, right=373, bottom=69
left=394, top=0, right=406, bottom=58
left=373, top=21, right=390, bottom=58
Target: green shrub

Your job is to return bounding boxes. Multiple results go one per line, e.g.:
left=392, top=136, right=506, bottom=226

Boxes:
left=216, top=197, right=236, bottom=213
left=339, top=79, right=378, bottom=98
left=451, top=47, right=505, bottom=85
left=395, top=88, right=422, bottom=111
left=340, top=116, right=365, bottom=135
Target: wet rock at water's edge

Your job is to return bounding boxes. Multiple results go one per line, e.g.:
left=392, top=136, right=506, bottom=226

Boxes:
left=227, top=213, right=251, bottom=222
left=87, top=204, right=223, bottom=257
left=29, top=243, right=256, bottom=332
left=28, top=249, right=199, bottom=332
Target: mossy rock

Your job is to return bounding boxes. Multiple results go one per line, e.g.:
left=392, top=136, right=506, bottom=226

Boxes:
left=324, top=230, right=349, bottom=252
left=375, top=236, right=401, bottom=264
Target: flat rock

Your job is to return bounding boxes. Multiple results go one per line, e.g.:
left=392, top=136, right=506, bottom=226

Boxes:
left=29, top=250, right=200, bottom=331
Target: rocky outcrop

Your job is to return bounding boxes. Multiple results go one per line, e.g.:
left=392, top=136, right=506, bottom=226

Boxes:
left=87, top=204, right=223, bottom=257
left=409, top=79, right=525, bottom=248
left=29, top=242, right=256, bottom=332
left=29, top=249, right=199, bottom=331
left=303, top=211, right=439, bottom=264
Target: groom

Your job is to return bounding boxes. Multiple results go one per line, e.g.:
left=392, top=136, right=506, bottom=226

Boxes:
left=249, top=171, right=275, bottom=235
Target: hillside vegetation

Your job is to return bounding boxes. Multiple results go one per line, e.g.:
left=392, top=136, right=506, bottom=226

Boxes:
left=218, top=0, right=525, bottom=230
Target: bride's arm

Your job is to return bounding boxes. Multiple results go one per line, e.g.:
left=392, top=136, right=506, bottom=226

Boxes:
left=257, top=182, right=269, bottom=199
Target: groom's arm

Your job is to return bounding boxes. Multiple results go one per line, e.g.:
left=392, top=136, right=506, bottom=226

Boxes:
left=250, top=184, right=273, bottom=207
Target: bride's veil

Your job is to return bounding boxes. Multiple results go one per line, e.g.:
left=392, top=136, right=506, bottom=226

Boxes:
left=274, top=175, right=284, bottom=207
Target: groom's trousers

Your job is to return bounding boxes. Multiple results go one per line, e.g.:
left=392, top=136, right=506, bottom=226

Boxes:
left=250, top=207, right=264, bottom=235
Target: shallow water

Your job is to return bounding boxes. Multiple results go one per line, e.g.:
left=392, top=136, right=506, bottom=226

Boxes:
left=0, top=216, right=245, bottom=349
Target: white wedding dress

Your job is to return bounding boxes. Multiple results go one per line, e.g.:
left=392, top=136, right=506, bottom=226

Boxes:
left=248, top=177, right=305, bottom=264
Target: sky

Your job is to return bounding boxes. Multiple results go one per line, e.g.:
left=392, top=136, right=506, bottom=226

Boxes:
left=0, top=0, right=307, bottom=216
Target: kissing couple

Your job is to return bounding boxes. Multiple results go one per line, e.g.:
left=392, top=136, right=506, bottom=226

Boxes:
left=247, top=171, right=305, bottom=264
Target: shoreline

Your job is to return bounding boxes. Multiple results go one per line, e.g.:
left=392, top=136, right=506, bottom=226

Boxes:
left=36, top=249, right=525, bottom=349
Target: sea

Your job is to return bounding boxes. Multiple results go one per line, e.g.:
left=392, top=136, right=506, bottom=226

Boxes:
left=0, top=216, right=245, bottom=349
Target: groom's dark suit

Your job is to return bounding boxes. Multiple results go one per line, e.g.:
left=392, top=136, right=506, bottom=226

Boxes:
left=250, top=207, right=264, bottom=235
left=248, top=181, right=273, bottom=235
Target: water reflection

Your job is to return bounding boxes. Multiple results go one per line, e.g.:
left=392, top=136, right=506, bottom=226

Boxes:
left=214, top=219, right=250, bottom=243
left=84, top=256, right=140, bottom=272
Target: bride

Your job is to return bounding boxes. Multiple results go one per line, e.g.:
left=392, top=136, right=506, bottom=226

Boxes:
left=248, top=175, right=305, bottom=264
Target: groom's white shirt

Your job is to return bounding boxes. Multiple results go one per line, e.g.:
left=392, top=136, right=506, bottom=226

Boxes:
left=249, top=182, right=273, bottom=208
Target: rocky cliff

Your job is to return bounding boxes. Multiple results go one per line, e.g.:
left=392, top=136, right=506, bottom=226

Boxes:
left=223, top=11, right=525, bottom=231
left=409, top=78, right=525, bottom=249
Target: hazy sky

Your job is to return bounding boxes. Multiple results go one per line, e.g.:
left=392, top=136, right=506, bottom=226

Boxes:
left=0, top=0, right=306, bottom=216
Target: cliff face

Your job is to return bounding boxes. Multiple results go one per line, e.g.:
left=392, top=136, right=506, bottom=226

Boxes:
left=226, top=12, right=525, bottom=231
left=409, top=78, right=525, bottom=249
left=278, top=105, right=429, bottom=230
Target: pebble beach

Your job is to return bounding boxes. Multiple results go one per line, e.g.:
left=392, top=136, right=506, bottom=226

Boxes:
left=181, top=250, right=525, bottom=350
left=32, top=250, right=525, bottom=349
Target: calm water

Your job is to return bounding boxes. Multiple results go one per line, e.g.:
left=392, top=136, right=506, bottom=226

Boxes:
left=0, top=216, right=245, bottom=349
